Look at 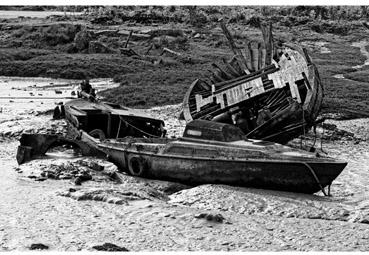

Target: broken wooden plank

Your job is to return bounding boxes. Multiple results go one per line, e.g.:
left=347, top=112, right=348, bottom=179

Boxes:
left=219, top=19, right=250, bottom=73
left=117, top=30, right=151, bottom=39
left=228, top=56, right=244, bottom=75
left=250, top=41, right=260, bottom=71
left=260, top=22, right=274, bottom=65
left=242, top=46, right=253, bottom=73
left=259, top=43, right=267, bottom=69
left=211, top=63, right=236, bottom=80
left=94, top=29, right=119, bottom=37
left=222, top=58, right=242, bottom=77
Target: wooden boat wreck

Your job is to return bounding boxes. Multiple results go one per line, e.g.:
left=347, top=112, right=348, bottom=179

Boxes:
left=17, top=120, right=346, bottom=195
left=183, top=22, right=323, bottom=144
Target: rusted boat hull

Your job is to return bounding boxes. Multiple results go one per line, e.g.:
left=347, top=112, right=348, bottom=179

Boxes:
left=99, top=144, right=346, bottom=194
left=16, top=121, right=346, bottom=195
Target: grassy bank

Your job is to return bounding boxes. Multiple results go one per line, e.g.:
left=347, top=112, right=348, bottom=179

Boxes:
left=0, top=6, right=368, bottom=118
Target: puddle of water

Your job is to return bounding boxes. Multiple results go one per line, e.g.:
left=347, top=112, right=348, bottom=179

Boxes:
left=352, top=41, right=369, bottom=69
left=0, top=76, right=120, bottom=116
left=0, top=10, right=82, bottom=19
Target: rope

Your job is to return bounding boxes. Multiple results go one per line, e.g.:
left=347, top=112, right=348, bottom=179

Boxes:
left=320, top=120, right=327, bottom=154
left=300, top=107, right=306, bottom=149
left=119, top=116, right=162, bottom=138
left=116, top=118, right=122, bottom=139
left=302, top=162, right=328, bottom=196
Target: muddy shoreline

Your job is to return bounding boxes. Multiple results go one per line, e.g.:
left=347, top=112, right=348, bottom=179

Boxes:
left=1, top=77, right=369, bottom=250
left=1, top=7, right=369, bottom=250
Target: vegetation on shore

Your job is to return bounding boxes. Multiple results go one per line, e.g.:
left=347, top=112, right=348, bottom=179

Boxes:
left=0, top=6, right=368, bottom=118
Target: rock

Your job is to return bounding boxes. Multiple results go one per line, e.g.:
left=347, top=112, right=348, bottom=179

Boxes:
left=194, top=212, right=225, bottom=223
left=29, top=243, right=49, bottom=250
left=92, top=243, right=128, bottom=251
left=360, top=219, right=369, bottom=224
left=35, top=177, right=47, bottom=182
left=46, top=171, right=57, bottom=179
left=77, top=172, right=92, bottom=182
left=74, top=177, right=82, bottom=186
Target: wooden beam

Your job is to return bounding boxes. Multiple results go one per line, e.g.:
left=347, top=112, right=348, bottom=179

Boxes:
left=260, top=22, right=274, bottom=65
left=250, top=41, right=260, bottom=71
left=219, top=19, right=250, bottom=73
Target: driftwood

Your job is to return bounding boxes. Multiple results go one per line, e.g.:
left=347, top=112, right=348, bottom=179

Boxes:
left=94, top=29, right=119, bottom=37
left=161, top=47, right=182, bottom=57
left=117, top=30, right=150, bottom=40
left=146, top=29, right=185, bottom=38
left=160, top=47, right=192, bottom=62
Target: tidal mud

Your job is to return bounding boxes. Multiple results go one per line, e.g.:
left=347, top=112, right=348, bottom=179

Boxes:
left=1, top=77, right=369, bottom=251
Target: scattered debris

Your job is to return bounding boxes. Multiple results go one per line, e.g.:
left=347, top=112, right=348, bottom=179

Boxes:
left=92, top=243, right=129, bottom=252
left=57, top=183, right=168, bottom=204
left=194, top=212, right=226, bottom=223
left=321, top=123, right=358, bottom=141
left=29, top=243, right=49, bottom=250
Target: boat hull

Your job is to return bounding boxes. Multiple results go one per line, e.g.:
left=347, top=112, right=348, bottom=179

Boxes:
left=101, top=145, right=346, bottom=194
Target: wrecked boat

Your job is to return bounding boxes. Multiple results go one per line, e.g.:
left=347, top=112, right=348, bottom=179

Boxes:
left=59, top=92, right=166, bottom=140
left=17, top=120, right=346, bottom=195
left=183, top=22, right=323, bottom=144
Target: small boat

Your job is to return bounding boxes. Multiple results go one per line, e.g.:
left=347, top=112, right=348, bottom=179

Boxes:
left=78, top=120, right=346, bottom=195
left=17, top=119, right=346, bottom=194
left=60, top=96, right=166, bottom=140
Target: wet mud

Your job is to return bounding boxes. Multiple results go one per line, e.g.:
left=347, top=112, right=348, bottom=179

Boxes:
left=1, top=77, right=369, bottom=251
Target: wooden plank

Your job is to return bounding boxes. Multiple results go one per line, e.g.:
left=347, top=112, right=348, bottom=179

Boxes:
left=219, top=20, right=250, bottom=73
left=242, top=45, right=253, bottom=72
left=211, top=63, right=235, bottom=79
left=250, top=41, right=260, bottom=71
left=259, top=43, right=266, bottom=69
left=228, top=56, right=244, bottom=75
left=260, top=22, right=274, bottom=65
left=222, top=58, right=242, bottom=77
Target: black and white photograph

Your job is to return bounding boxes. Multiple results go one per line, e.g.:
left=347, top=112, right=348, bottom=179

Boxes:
left=0, top=3, right=369, bottom=251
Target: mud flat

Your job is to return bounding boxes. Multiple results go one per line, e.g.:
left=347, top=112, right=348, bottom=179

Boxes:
left=1, top=80, right=369, bottom=250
